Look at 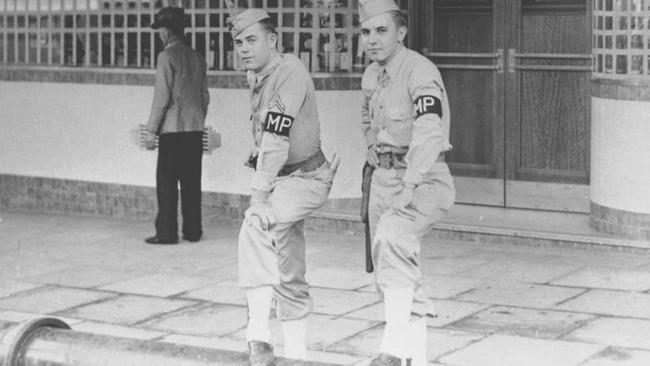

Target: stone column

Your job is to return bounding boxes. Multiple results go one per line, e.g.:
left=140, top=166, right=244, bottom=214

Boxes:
left=590, top=0, right=650, bottom=240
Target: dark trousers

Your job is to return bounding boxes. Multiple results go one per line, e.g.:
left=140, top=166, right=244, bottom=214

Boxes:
left=155, top=132, right=203, bottom=241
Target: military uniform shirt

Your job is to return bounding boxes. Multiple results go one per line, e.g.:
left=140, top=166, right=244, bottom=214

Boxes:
left=361, top=46, right=451, bottom=187
left=248, top=53, right=321, bottom=192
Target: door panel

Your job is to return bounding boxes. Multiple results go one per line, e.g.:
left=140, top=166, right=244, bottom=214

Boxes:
left=418, top=0, right=591, bottom=212
left=418, top=0, right=506, bottom=206
left=506, top=0, right=591, bottom=212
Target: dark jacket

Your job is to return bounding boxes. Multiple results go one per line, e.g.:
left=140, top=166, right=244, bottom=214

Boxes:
left=147, top=35, right=210, bottom=134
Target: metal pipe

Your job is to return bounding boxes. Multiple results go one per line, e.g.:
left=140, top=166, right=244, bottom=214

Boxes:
left=0, top=318, right=334, bottom=366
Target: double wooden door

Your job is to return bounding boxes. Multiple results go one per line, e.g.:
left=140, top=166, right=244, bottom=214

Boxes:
left=412, top=0, right=592, bottom=212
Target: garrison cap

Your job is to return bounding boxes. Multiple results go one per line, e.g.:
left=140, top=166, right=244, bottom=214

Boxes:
left=358, top=0, right=400, bottom=23
left=151, top=7, right=186, bottom=30
left=227, top=8, right=271, bottom=37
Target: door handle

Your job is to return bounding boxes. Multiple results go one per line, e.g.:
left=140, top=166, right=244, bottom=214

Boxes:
left=508, top=49, right=592, bottom=72
left=422, top=49, right=504, bottom=73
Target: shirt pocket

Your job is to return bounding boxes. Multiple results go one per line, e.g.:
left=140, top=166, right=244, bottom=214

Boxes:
left=384, top=91, right=413, bottom=122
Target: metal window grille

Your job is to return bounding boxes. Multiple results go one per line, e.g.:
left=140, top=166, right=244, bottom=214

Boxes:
left=593, top=0, right=650, bottom=78
left=0, top=0, right=410, bottom=72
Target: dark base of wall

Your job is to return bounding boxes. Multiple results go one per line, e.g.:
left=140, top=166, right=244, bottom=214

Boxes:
left=0, top=174, right=248, bottom=227
left=590, top=201, right=650, bottom=240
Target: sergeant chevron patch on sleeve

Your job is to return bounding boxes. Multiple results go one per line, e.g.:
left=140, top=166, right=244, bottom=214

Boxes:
left=264, top=111, right=294, bottom=137
left=414, top=95, right=442, bottom=118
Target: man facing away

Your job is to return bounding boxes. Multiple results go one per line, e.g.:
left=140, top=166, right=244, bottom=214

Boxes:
left=228, top=8, right=339, bottom=366
left=144, top=6, right=210, bottom=245
left=359, top=0, right=456, bottom=365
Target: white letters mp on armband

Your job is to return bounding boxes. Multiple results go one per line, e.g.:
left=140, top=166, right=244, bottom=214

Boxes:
left=264, top=111, right=294, bottom=137
left=414, top=95, right=443, bottom=119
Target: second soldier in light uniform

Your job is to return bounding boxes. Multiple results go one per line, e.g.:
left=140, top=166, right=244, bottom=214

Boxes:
left=228, top=8, right=339, bottom=366
left=359, top=0, right=455, bottom=365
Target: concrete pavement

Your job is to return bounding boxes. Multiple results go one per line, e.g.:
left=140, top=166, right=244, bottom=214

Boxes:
left=1, top=211, right=650, bottom=365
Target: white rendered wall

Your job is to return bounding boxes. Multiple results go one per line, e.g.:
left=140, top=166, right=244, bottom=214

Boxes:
left=591, top=96, right=650, bottom=213
left=0, top=81, right=365, bottom=198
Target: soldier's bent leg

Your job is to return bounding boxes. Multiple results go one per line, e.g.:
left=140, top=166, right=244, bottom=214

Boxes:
left=379, top=287, right=414, bottom=360
left=408, top=315, right=428, bottom=366
left=273, top=221, right=309, bottom=359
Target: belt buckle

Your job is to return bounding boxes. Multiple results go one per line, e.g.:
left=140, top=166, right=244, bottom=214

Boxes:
left=378, top=153, right=392, bottom=169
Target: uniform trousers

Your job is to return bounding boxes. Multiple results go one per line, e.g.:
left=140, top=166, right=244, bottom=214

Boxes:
left=369, top=163, right=455, bottom=297
left=239, top=164, right=334, bottom=320
left=155, top=131, right=204, bottom=241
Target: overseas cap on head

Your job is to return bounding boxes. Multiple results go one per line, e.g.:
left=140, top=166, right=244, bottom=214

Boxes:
left=358, top=0, right=400, bottom=23
left=227, top=8, right=271, bottom=37
left=151, top=6, right=186, bottom=30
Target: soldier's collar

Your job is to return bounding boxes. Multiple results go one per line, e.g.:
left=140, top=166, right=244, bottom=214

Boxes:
left=164, top=35, right=184, bottom=49
left=254, top=52, right=282, bottom=83
left=382, top=45, right=408, bottom=78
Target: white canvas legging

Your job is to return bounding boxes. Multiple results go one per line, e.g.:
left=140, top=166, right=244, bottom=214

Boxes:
left=238, top=164, right=334, bottom=320
left=369, top=163, right=455, bottom=293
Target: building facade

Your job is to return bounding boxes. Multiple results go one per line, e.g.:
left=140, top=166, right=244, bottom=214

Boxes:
left=0, top=0, right=649, bottom=239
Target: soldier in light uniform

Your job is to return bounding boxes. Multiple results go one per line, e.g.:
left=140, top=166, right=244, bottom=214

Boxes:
left=359, top=1, right=455, bottom=365
left=228, top=8, right=339, bottom=366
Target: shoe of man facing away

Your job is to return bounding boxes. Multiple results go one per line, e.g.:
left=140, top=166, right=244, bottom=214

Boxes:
left=248, top=340, right=276, bottom=366
left=144, top=236, right=178, bottom=245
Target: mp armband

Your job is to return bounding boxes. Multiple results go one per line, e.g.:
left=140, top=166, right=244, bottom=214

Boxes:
left=264, top=111, right=294, bottom=137
left=414, top=95, right=443, bottom=119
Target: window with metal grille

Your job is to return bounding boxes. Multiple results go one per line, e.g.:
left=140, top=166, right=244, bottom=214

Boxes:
left=0, top=0, right=410, bottom=72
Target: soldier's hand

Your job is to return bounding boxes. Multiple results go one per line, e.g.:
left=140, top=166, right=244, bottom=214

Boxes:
left=245, top=203, right=271, bottom=231
left=143, top=131, right=157, bottom=150
left=366, top=145, right=379, bottom=167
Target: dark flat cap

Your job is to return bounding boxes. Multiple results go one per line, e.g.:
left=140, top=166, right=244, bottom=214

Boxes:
left=151, top=7, right=186, bottom=30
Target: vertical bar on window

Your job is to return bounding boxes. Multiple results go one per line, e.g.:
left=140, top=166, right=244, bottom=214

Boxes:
left=111, top=0, right=115, bottom=66
left=84, top=0, right=90, bottom=66
left=150, top=0, right=154, bottom=68
left=36, top=0, right=41, bottom=64
left=47, top=0, right=52, bottom=64
left=2, top=0, right=6, bottom=63
left=59, top=0, right=64, bottom=65
left=136, top=0, right=140, bottom=67
left=218, top=24, right=223, bottom=70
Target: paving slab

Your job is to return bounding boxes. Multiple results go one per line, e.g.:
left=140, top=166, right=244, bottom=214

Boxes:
left=227, top=314, right=379, bottom=351
left=420, top=257, right=490, bottom=276
left=451, top=306, right=595, bottom=338
left=328, top=325, right=485, bottom=360
left=455, top=280, right=585, bottom=308
left=550, top=267, right=650, bottom=291
left=419, top=275, right=487, bottom=299
left=0, top=287, right=115, bottom=314
left=99, top=273, right=217, bottom=297
left=306, top=267, right=373, bottom=290
left=73, top=321, right=167, bottom=340
left=565, top=317, right=650, bottom=350
left=459, top=259, right=578, bottom=284
left=344, top=300, right=488, bottom=328
left=0, top=310, right=84, bottom=326
left=581, top=348, right=650, bottom=366
left=58, top=294, right=196, bottom=325
left=139, top=303, right=247, bottom=337
left=0, top=257, right=78, bottom=280
left=439, top=334, right=604, bottom=366
left=311, top=288, right=379, bottom=316
left=0, top=280, right=42, bottom=298
left=25, top=266, right=147, bottom=288
left=178, top=279, right=246, bottom=305
left=555, top=290, right=650, bottom=319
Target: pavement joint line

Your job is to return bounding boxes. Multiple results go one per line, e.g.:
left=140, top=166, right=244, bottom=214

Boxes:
left=550, top=287, right=592, bottom=308
left=129, top=300, right=211, bottom=328
left=540, top=265, right=589, bottom=285
left=554, top=315, right=601, bottom=341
